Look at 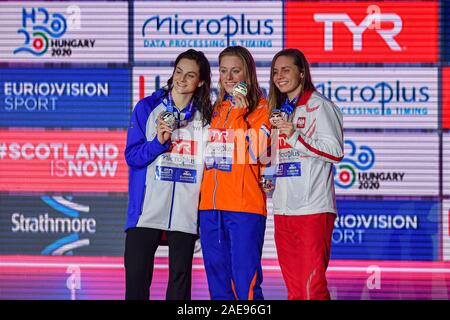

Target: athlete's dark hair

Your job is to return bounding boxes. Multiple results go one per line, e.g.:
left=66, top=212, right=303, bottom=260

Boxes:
left=167, top=49, right=213, bottom=125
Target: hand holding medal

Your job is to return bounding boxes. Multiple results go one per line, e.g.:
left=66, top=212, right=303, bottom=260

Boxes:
left=270, top=97, right=296, bottom=138
left=157, top=112, right=174, bottom=144
left=160, top=111, right=176, bottom=130
left=231, top=81, right=249, bottom=109
left=269, top=109, right=286, bottom=128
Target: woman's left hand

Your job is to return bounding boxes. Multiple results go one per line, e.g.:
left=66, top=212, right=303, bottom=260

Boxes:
left=276, top=120, right=295, bottom=138
left=231, top=92, right=249, bottom=109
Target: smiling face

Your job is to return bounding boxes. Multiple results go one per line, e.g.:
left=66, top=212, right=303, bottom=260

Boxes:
left=219, top=55, right=247, bottom=95
left=272, top=55, right=303, bottom=100
left=172, top=58, right=203, bottom=95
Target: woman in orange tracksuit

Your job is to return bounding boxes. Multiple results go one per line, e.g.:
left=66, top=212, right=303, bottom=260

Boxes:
left=199, top=46, right=271, bottom=300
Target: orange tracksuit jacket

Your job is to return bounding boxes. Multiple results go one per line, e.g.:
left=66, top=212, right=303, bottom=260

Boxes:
left=199, top=98, right=271, bottom=216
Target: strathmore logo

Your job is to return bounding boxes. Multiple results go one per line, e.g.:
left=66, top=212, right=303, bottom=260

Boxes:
left=11, top=196, right=95, bottom=256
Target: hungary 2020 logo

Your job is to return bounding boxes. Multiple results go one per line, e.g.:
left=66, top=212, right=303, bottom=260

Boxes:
left=14, top=8, right=67, bottom=56
left=334, top=140, right=375, bottom=189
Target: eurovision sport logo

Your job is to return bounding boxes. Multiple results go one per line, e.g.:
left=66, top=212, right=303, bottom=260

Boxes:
left=0, top=68, right=131, bottom=128
left=333, top=199, right=438, bottom=261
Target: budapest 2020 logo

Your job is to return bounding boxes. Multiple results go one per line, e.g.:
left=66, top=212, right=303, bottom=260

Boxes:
left=334, top=140, right=375, bottom=189
left=14, top=8, right=67, bottom=56
left=14, top=7, right=94, bottom=57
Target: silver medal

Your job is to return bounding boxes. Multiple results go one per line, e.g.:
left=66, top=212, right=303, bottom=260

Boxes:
left=160, top=111, right=176, bottom=130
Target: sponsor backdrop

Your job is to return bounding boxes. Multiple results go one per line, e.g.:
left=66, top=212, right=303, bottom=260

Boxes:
left=0, top=2, right=129, bottom=62
left=445, top=133, right=450, bottom=196
left=132, top=66, right=272, bottom=106
left=0, top=195, right=126, bottom=256
left=285, top=1, right=439, bottom=63
left=0, top=68, right=131, bottom=128
left=444, top=67, right=450, bottom=129
left=334, top=133, right=439, bottom=196
left=333, top=199, right=439, bottom=261
left=0, top=0, right=448, bottom=300
left=134, top=1, right=282, bottom=62
left=312, top=68, right=438, bottom=129
left=444, top=200, right=450, bottom=262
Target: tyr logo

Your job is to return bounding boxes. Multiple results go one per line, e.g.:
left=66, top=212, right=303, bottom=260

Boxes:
left=314, top=6, right=402, bottom=51
left=171, top=140, right=196, bottom=155
left=278, top=134, right=292, bottom=149
left=208, top=129, right=233, bottom=143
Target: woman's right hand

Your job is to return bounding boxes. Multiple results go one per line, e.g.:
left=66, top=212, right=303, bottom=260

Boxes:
left=157, top=114, right=173, bottom=144
left=276, top=119, right=295, bottom=138
left=231, top=92, right=249, bottom=109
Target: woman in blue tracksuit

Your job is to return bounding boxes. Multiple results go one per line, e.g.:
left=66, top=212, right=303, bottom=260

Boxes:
left=124, top=49, right=212, bottom=300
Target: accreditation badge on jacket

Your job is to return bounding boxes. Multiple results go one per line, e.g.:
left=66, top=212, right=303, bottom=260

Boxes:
left=205, top=128, right=234, bottom=172
left=275, top=134, right=301, bottom=177
left=155, top=138, right=199, bottom=183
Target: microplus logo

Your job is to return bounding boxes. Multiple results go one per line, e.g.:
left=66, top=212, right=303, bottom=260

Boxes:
left=142, top=14, right=274, bottom=48
left=314, top=7, right=403, bottom=51
left=316, top=80, right=430, bottom=116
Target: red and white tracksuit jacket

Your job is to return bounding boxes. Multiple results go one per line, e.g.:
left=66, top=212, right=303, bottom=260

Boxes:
left=272, top=89, right=344, bottom=215
left=271, top=89, right=344, bottom=300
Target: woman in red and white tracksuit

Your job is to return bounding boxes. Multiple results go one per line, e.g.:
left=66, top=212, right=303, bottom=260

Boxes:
left=267, top=49, right=344, bottom=300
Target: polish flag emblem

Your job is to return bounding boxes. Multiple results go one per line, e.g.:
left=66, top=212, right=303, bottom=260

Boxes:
left=297, top=117, right=306, bottom=128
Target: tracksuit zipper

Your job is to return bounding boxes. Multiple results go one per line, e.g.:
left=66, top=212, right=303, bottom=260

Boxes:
left=168, top=117, right=181, bottom=229
left=213, top=170, right=218, bottom=210
left=168, top=181, right=176, bottom=228
left=211, top=104, right=231, bottom=210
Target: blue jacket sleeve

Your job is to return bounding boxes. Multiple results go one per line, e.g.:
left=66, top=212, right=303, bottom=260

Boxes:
left=124, top=99, right=170, bottom=169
